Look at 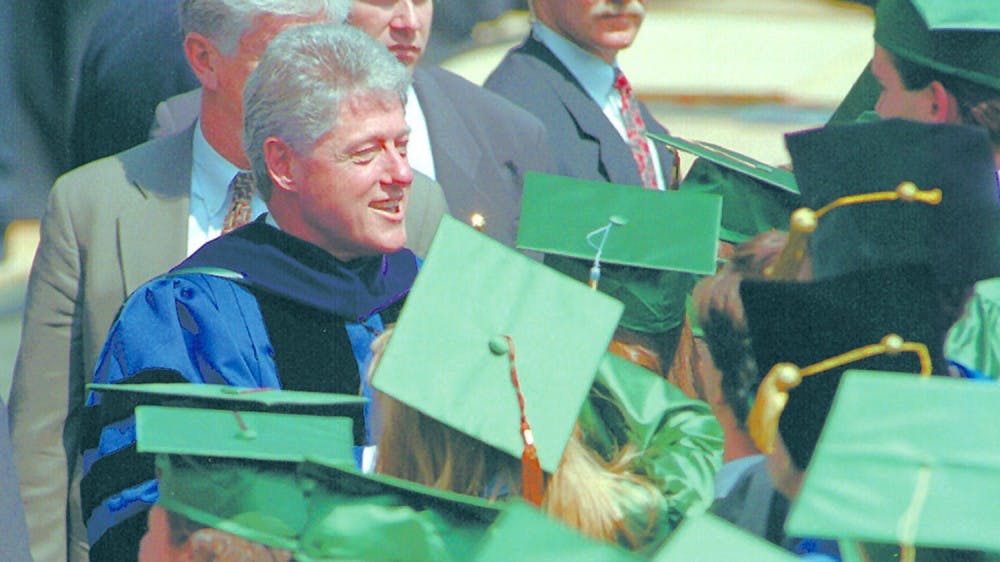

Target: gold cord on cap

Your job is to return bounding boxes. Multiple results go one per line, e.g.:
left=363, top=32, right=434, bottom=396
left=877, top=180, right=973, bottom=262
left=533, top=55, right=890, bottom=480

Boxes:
left=747, top=334, right=933, bottom=454
left=764, top=182, right=942, bottom=280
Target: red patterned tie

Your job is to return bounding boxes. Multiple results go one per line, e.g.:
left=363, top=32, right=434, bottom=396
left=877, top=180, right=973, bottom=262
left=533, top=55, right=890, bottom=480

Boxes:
left=221, top=171, right=255, bottom=234
left=613, top=69, right=679, bottom=190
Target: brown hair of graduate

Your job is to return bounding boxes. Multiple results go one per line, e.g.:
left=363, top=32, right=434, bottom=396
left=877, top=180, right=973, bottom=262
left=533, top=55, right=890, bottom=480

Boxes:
left=692, top=230, right=798, bottom=427
left=370, top=330, right=663, bottom=550
left=889, top=50, right=1000, bottom=146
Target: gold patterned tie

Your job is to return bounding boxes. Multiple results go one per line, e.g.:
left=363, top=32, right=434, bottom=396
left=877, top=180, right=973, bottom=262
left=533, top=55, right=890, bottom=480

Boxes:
left=221, top=171, right=255, bottom=234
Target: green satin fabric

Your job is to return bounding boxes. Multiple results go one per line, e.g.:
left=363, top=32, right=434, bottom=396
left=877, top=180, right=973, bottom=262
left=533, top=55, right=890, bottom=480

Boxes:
left=578, top=354, right=724, bottom=553
left=679, top=158, right=800, bottom=245
left=296, top=492, right=496, bottom=562
left=545, top=254, right=694, bottom=334
left=945, top=278, right=1000, bottom=379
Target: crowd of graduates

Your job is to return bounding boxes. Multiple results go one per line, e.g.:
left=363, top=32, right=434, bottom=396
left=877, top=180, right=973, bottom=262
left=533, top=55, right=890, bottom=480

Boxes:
left=3, top=0, right=1000, bottom=561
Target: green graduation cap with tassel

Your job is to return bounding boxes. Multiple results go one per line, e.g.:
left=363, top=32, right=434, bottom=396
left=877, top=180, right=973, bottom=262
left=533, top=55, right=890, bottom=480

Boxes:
left=517, top=170, right=722, bottom=277
left=515, top=171, right=720, bottom=342
left=786, top=370, right=1000, bottom=559
left=372, top=216, right=624, bottom=493
left=133, top=394, right=357, bottom=552
left=82, top=380, right=364, bottom=560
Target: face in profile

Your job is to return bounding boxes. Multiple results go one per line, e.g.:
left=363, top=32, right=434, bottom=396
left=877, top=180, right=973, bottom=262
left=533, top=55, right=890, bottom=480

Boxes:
left=349, top=0, right=433, bottom=70
left=279, top=92, right=413, bottom=261
left=138, top=506, right=186, bottom=562
left=871, top=44, right=937, bottom=123
left=533, top=0, right=648, bottom=64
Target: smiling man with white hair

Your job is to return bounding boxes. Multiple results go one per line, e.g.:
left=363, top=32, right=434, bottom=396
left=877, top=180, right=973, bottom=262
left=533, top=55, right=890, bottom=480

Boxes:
left=79, top=21, right=420, bottom=562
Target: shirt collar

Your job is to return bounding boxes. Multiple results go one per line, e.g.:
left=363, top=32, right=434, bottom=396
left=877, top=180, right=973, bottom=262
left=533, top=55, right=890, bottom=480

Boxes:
left=192, top=118, right=243, bottom=215
left=532, top=21, right=618, bottom=106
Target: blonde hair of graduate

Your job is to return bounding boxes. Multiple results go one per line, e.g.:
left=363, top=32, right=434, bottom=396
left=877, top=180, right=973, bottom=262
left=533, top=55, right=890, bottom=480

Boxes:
left=370, top=329, right=664, bottom=550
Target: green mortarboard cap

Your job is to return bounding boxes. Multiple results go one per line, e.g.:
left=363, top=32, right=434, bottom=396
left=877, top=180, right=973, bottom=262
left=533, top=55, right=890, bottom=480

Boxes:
left=135, top=405, right=355, bottom=550
left=516, top=171, right=722, bottom=276
left=875, top=0, right=1000, bottom=90
left=89, top=381, right=367, bottom=411
left=85, top=379, right=368, bottom=445
left=649, top=132, right=798, bottom=195
left=473, top=502, right=645, bottom=562
left=904, top=0, right=1000, bottom=31
left=649, top=132, right=800, bottom=245
left=786, top=370, right=1000, bottom=553
left=785, top=119, right=1000, bottom=287
left=372, top=216, right=624, bottom=474
left=741, top=265, right=944, bottom=470
left=296, top=457, right=500, bottom=562
left=651, top=513, right=799, bottom=561
left=679, top=159, right=800, bottom=244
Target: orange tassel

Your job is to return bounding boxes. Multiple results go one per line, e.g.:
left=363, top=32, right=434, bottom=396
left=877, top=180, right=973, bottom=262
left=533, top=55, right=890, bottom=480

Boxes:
left=521, top=430, right=544, bottom=506
left=499, top=335, right=547, bottom=506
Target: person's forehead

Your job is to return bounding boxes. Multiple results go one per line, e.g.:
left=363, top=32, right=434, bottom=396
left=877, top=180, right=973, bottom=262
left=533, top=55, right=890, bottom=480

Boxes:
left=318, top=92, right=406, bottom=146
left=239, top=12, right=323, bottom=54
left=339, top=91, right=403, bottom=115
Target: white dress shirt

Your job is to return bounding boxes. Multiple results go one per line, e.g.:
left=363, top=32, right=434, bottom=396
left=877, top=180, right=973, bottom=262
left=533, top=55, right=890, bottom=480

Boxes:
left=187, top=120, right=267, bottom=255
left=404, top=85, right=437, bottom=181
left=532, top=22, right=666, bottom=190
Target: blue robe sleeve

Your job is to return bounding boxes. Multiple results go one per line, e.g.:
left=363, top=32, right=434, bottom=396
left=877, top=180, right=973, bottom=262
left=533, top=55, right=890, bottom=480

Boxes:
left=80, top=273, right=279, bottom=559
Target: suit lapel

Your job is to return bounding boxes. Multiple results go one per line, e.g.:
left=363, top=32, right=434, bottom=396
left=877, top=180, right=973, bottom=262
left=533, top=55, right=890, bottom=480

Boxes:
left=117, top=127, right=193, bottom=294
left=412, top=67, right=483, bottom=192
left=520, top=37, right=642, bottom=186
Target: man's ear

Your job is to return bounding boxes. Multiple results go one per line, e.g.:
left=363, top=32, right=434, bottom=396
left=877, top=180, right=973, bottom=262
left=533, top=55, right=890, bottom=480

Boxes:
left=184, top=32, right=221, bottom=91
left=263, top=137, right=298, bottom=194
left=928, top=80, right=959, bottom=124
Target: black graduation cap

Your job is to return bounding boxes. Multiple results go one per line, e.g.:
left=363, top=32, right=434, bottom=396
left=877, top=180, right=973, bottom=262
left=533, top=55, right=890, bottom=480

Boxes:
left=785, top=119, right=1000, bottom=287
left=740, top=264, right=945, bottom=471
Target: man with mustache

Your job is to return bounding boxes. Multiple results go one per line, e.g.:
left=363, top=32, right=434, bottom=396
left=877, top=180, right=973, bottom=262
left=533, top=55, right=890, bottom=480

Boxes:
left=484, top=0, right=694, bottom=368
left=348, top=0, right=553, bottom=247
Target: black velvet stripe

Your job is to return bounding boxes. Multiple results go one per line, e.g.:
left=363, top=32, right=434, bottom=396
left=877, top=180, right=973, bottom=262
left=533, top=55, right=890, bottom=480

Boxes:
left=81, top=368, right=189, bottom=452
left=87, top=509, right=147, bottom=562
left=248, top=285, right=367, bottom=445
left=80, top=444, right=155, bottom=523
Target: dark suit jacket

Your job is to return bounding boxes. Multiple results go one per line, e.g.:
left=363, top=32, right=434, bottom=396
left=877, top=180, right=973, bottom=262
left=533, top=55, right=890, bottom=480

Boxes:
left=413, top=65, right=552, bottom=248
left=10, top=129, right=194, bottom=562
left=483, top=33, right=676, bottom=187
left=70, top=0, right=198, bottom=168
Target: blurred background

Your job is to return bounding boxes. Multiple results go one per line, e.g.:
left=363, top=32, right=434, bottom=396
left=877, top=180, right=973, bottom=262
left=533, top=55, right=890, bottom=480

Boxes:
left=0, top=0, right=876, bottom=400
